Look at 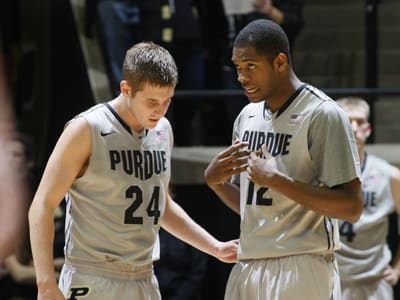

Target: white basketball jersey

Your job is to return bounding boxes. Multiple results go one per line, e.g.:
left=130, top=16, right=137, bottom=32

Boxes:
left=336, top=154, right=395, bottom=283
left=232, top=84, right=360, bottom=260
left=64, top=103, right=171, bottom=265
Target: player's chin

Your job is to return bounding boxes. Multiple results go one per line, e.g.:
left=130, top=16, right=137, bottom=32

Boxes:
left=247, top=95, right=265, bottom=103
left=146, top=119, right=160, bottom=128
left=244, top=90, right=264, bottom=103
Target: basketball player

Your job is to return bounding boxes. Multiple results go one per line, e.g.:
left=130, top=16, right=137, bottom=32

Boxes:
left=335, top=97, right=400, bottom=300
left=204, top=19, right=363, bottom=300
left=28, top=42, right=238, bottom=300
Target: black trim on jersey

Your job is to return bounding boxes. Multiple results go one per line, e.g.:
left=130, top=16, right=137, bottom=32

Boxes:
left=327, top=217, right=335, bottom=250
left=103, top=103, right=150, bottom=138
left=104, top=103, right=133, bottom=135
left=361, top=152, right=367, bottom=173
left=275, top=83, right=307, bottom=118
left=323, top=217, right=331, bottom=250
left=263, top=100, right=271, bottom=120
left=304, top=84, right=330, bottom=101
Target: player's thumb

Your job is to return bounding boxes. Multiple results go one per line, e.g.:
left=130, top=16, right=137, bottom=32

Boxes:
left=261, top=144, right=271, bottom=159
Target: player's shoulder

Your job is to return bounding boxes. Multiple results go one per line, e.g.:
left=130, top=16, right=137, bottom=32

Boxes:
left=238, top=101, right=263, bottom=117
left=366, top=153, right=394, bottom=170
left=301, top=85, right=337, bottom=109
left=78, top=103, right=106, bottom=118
left=301, top=85, right=347, bottom=123
left=157, top=116, right=172, bottom=128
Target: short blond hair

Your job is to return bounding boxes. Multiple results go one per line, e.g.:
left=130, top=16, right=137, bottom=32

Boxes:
left=336, top=97, right=370, bottom=119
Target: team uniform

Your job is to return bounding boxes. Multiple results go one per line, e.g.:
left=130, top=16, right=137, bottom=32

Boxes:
left=58, top=103, right=172, bottom=300
left=336, top=154, right=396, bottom=300
left=225, top=84, right=360, bottom=300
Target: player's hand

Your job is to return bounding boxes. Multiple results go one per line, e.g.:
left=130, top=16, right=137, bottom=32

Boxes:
left=215, top=239, right=239, bottom=263
left=382, top=265, right=400, bottom=286
left=204, top=141, right=249, bottom=187
left=247, top=144, right=279, bottom=188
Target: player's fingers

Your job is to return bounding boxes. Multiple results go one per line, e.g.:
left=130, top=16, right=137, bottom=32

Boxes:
left=223, top=165, right=247, bottom=178
left=261, top=144, right=272, bottom=159
left=248, top=151, right=259, bottom=163
left=231, top=156, right=248, bottom=167
left=219, top=142, right=248, bottom=157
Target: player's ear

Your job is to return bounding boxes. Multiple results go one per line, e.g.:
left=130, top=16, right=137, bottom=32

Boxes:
left=273, top=53, right=288, bottom=72
left=365, top=122, right=372, bottom=138
left=120, top=80, right=131, bottom=97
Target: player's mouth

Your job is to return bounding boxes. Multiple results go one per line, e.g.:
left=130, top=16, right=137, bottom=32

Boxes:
left=244, top=87, right=259, bottom=97
left=148, top=116, right=161, bottom=125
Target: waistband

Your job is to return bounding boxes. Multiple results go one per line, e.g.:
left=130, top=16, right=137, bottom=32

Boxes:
left=65, top=257, right=153, bottom=280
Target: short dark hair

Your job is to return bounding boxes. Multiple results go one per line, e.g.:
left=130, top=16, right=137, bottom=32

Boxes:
left=122, top=42, right=178, bottom=93
left=233, top=19, right=292, bottom=64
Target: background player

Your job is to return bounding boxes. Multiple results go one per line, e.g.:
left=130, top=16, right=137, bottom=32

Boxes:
left=204, top=19, right=363, bottom=300
left=28, top=41, right=238, bottom=300
left=335, top=97, right=400, bottom=300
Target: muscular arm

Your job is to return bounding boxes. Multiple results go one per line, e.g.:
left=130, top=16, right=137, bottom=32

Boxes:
left=247, top=145, right=363, bottom=223
left=28, top=117, right=91, bottom=298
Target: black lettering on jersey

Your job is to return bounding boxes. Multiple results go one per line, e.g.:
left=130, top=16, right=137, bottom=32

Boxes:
left=133, top=150, right=143, bottom=178
left=68, top=287, right=89, bottom=299
left=109, top=150, right=167, bottom=180
left=339, top=221, right=356, bottom=242
left=363, top=191, right=377, bottom=208
left=242, top=131, right=292, bottom=156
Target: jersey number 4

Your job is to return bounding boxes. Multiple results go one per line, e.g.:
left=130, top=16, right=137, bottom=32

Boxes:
left=124, top=185, right=161, bottom=225
left=246, top=182, right=272, bottom=206
left=339, top=221, right=356, bottom=242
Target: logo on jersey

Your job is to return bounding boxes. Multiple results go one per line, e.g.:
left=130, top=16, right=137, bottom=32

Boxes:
left=289, top=114, right=304, bottom=124
left=109, top=150, right=167, bottom=179
left=68, top=287, right=90, bottom=299
left=242, top=130, right=292, bottom=156
left=156, top=130, right=167, bottom=141
left=100, top=130, right=116, bottom=137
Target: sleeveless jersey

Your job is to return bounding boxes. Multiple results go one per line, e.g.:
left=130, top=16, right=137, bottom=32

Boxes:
left=64, top=103, right=171, bottom=265
left=231, top=84, right=360, bottom=260
left=336, top=154, right=395, bottom=283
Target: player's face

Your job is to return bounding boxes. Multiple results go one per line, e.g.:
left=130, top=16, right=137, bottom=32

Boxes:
left=344, top=107, right=371, bottom=145
left=232, top=46, right=279, bottom=103
left=127, top=82, right=174, bottom=130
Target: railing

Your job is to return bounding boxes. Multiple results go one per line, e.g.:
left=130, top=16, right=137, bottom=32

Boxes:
left=174, top=88, right=400, bottom=99
left=174, top=87, right=400, bottom=144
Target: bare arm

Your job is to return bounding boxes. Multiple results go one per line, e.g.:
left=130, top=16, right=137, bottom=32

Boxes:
left=247, top=145, right=363, bottom=223
left=382, top=167, right=400, bottom=285
left=28, top=117, right=91, bottom=299
left=161, top=194, right=238, bottom=263
left=203, top=142, right=249, bottom=214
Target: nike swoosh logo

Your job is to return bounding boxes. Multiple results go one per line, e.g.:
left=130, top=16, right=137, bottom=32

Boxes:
left=100, top=130, right=115, bottom=137
left=248, top=115, right=255, bottom=118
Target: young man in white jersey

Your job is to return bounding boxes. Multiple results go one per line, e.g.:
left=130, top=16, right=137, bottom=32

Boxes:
left=204, top=19, right=363, bottom=300
left=28, top=42, right=238, bottom=300
left=335, top=97, right=400, bottom=300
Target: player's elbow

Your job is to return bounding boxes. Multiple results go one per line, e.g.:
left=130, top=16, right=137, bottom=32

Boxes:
left=344, top=192, right=363, bottom=224
left=338, top=178, right=363, bottom=224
